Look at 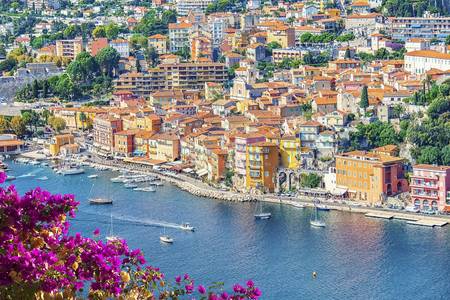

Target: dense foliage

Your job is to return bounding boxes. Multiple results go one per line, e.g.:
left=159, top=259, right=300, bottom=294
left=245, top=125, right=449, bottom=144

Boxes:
left=0, top=174, right=261, bottom=299
left=349, top=121, right=402, bottom=151
left=16, top=48, right=119, bottom=102
left=133, top=9, right=177, bottom=36
left=406, top=81, right=450, bottom=165
left=381, top=0, right=449, bottom=17
left=300, top=173, right=322, bottom=189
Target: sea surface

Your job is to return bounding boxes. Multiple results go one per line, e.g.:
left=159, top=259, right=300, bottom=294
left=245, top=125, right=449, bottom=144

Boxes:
left=4, top=161, right=450, bottom=299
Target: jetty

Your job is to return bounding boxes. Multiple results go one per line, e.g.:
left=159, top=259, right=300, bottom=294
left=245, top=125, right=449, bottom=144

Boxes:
left=365, top=212, right=394, bottom=219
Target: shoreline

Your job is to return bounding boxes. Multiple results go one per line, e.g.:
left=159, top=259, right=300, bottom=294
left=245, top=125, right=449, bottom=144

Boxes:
left=15, top=153, right=450, bottom=226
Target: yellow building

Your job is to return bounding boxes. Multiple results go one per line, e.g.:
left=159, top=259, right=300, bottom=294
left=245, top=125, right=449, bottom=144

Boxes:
left=267, top=25, right=295, bottom=48
left=280, top=136, right=301, bottom=169
left=148, top=133, right=180, bottom=162
left=335, top=150, right=408, bottom=204
left=148, top=34, right=168, bottom=54
left=246, top=142, right=279, bottom=193
left=49, top=134, right=76, bottom=156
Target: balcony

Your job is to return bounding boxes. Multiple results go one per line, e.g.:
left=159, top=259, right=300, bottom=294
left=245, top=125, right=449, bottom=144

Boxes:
left=410, top=181, right=439, bottom=189
left=411, top=191, right=439, bottom=199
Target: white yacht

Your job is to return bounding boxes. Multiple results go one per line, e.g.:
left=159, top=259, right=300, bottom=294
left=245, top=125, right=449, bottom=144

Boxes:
left=61, top=168, right=85, bottom=176
left=106, top=214, right=120, bottom=242
left=88, top=174, right=99, bottom=179
left=89, top=198, right=113, bottom=205
left=160, top=227, right=174, bottom=243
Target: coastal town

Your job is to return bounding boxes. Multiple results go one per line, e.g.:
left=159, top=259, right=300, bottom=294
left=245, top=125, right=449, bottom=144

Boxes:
left=0, top=0, right=449, bottom=218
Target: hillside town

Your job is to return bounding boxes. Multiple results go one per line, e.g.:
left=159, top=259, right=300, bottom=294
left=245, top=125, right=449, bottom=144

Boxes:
left=0, top=0, right=450, bottom=215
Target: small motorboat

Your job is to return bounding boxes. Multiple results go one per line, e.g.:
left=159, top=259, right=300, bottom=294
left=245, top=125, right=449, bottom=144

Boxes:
left=316, top=205, right=330, bottom=211
left=88, top=174, right=99, bottom=179
left=142, top=186, right=156, bottom=192
left=89, top=198, right=113, bottom=205
left=29, top=160, right=40, bottom=165
left=124, top=183, right=138, bottom=189
left=153, top=181, right=163, bottom=186
left=110, top=177, right=125, bottom=183
left=37, top=176, right=48, bottom=181
left=310, top=220, right=326, bottom=227
left=180, top=223, right=195, bottom=231
left=5, top=175, right=16, bottom=181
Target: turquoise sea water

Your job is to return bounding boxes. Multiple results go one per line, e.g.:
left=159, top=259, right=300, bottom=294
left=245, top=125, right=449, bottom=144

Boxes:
left=5, top=161, right=450, bottom=299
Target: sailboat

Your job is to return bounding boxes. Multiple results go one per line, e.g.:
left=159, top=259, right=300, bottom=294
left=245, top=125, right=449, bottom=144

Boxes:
left=310, top=206, right=326, bottom=227
left=160, top=227, right=174, bottom=243
left=106, top=214, right=120, bottom=242
left=254, top=201, right=271, bottom=219
left=88, top=183, right=113, bottom=205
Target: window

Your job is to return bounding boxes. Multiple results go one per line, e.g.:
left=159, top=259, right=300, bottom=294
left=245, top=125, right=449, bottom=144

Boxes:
left=264, top=171, right=269, bottom=177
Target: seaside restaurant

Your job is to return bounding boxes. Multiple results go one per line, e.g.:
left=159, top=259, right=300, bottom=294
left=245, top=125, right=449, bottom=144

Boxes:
left=0, top=134, right=24, bottom=154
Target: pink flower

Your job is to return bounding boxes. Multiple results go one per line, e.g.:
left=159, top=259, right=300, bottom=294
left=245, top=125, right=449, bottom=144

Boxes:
left=93, top=228, right=100, bottom=236
left=0, top=172, right=6, bottom=183
left=175, top=275, right=181, bottom=284
left=198, top=284, right=206, bottom=294
left=246, top=280, right=254, bottom=288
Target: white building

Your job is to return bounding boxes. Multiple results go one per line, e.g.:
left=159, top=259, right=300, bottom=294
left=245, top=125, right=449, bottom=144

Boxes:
left=176, top=0, right=213, bottom=16
left=404, top=50, right=450, bottom=75
left=405, top=38, right=430, bottom=53
left=110, top=39, right=130, bottom=58
left=247, top=0, right=260, bottom=10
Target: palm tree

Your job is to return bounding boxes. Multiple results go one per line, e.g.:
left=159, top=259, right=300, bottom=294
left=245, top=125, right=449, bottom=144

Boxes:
left=79, top=112, right=87, bottom=131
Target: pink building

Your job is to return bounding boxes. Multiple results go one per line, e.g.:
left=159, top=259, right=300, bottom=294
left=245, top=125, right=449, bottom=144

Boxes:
left=410, top=164, right=450, bottom=213
left=234, top=133, right=266, bottom=176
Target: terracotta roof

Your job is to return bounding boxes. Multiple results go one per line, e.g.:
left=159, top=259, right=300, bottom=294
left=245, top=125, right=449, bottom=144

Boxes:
left=406, top=50, right=450, bottom=60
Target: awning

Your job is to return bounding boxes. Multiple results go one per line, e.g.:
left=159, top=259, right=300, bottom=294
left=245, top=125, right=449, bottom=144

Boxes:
left=331, top=187, right=348, bottom=196
left=196, top=169, right=208, bottom=176
left=442, top=206, right=450, bottom=213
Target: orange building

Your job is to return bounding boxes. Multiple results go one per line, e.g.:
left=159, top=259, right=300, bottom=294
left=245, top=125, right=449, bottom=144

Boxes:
left=335, top=150, right=408, bottom=204
left=209, top=148, right=228, bottom=182
left=246, top=142, right=279, bottom=193
left=114, top=130, right=138, bottom=157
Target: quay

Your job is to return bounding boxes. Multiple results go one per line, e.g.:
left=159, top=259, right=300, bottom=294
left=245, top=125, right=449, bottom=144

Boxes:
left=365, top=212, right=394, bottom=219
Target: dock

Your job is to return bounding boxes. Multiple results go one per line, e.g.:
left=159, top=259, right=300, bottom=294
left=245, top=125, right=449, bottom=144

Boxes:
left=365, top=212, right=394, bottom=219
left=407, top=219, right=448, bottom=227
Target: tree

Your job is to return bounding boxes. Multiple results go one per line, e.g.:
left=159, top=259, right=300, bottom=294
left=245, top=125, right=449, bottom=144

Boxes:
left=300, top=173, right=322, bottom=188
left=96, top=46, right=120, bottom=77
left=48, top=116, right=66, bottom=133
left=446, top=35, right=450, bottom=46
left=92, top=25, right=106, bottom=38
left=427, top=96, right=450, bottom=119
left=105, top=24, right=120, bottom=40
left=145, top=46, right=159, bottom=67
left=360, top=85, right=369, bottom=110
left=0, top=116, right=9, bottom=134
left=344, top=48, right=351, bottom=59
left=10, top=116, right=26, bottom=136
left=79, top=112, right=87, bottom=131
left=32, top=79, right=39, bottom=98
left=42, top=80, right=49, bottom=98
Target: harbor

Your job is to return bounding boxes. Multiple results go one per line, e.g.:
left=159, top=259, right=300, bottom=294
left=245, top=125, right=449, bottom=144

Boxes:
left=4, top=159, right=450, bottom=299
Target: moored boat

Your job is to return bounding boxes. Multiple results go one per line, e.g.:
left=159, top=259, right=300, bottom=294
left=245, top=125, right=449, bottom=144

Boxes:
left=61, top=168, right=85, bottom=176
left=89, top=198, right=113, bottom=205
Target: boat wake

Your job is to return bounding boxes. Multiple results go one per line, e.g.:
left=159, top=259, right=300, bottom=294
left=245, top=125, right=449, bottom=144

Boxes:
left=17, top=169, right=42, bottom=178
left=75, top=211, right=189, bottom=230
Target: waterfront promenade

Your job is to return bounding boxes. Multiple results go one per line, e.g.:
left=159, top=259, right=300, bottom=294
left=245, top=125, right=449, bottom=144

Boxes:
left=61, top=153, right=450, bottom=227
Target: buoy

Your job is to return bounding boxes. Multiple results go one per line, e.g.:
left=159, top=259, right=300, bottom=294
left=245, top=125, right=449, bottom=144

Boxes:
left=312, top=271, right=317, bottom=279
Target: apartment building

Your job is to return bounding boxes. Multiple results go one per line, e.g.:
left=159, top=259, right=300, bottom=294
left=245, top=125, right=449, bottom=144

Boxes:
left=335, top=150, right=408, bottom=204
left=404, top=50, right=450, bottom=75
left=93, top=114, right=123, bottom=153
left=410, top=164, right=450, bottom=213
left=267, top=25, right=295, bottom=48
left=148, top=133, right=180, bottom=162
left=272, top=48, right=303, bottom=64
left=176, top=0, right=213, bottom=16
left=246, top=142, right=279, bottom=193
left=234, top=133, right=266, bottom=189
left=148, top=34, right=168, bottom=54
left=110, top=39, right=130, bottom=58
left=56, top=38, right=83, bottom=59
left=388, top=15, right=450, bottom=41
left=168, top=23, right=193, bottom=52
